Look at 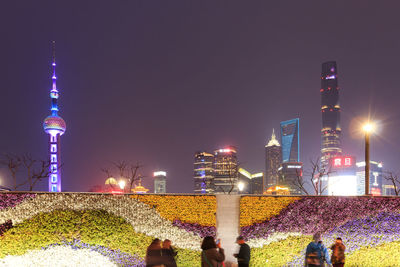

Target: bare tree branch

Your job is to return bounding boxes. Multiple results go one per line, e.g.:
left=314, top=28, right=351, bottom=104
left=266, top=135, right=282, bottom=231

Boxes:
left=383, top=171, right=400, bottom=196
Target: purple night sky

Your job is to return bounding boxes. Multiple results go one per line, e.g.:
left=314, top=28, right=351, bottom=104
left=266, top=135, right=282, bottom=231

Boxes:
left=1, top=1, right=400, bottom=192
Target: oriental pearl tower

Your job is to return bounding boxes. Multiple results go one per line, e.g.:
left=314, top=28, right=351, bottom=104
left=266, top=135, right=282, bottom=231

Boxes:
left=43, top=41, right=66, bottom=192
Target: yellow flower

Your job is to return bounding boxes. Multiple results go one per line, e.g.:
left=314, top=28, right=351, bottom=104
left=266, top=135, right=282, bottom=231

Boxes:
left=240, top=196, right=300, bottom=227
left=132, top=195, right=216, bottom=226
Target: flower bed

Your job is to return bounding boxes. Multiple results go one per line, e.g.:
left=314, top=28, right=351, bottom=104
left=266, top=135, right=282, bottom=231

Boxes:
left=0, top=193, right=36, bottom=209
left=134, top=195, right=216, bottom=226
left=240, top=196, right=400, bottom=266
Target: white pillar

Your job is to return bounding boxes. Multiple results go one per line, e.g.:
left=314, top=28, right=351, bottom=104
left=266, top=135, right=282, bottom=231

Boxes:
left=216, top=194, right=240, bottom=267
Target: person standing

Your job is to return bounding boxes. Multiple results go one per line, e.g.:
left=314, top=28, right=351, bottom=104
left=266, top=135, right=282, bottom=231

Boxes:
left=330, top=238, right=345, bottom=267
left=305, top=233, right=332, bottom=267
left=145, top=238, right=164, bottom=267
left=162, top=239, right=177, bottom=267
left=201, top=236, right=225, bottom=267
left=233, top=236, right=251, bottom=267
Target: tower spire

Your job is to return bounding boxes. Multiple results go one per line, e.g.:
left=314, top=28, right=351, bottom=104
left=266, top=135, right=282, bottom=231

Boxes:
left=50, top=41, right=59, bottom=116
left=266, top=128, right=280, bottom=147
left=43, top=41, right=66, bottom=192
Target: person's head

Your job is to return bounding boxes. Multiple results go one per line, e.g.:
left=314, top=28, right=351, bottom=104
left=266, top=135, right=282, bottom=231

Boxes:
left=336, top=237, right=343, bottom=243
left=313, top=233, right=321, bottom=242
left=236, top=236, right=245, bottom=244
left=163, top=239, right=172, bottom=249
left=149, top=238, right=162, bottom=250
left=201, top=236, right=217, bottom=250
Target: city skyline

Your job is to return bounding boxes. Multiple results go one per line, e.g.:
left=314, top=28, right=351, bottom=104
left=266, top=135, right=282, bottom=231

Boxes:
left=1, top=2, right=399, bottom=193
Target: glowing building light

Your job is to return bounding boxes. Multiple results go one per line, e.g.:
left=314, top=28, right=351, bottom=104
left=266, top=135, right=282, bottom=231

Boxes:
left=153, top=171, right=167, bottom=177
left=238, top=182, right=245, bottom=192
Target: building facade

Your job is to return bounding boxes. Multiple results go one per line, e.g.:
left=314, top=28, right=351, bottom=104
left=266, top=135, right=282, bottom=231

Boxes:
left=213, top=147, right=238, bottom=194
left=327, top=156, right=357, bottom=196
left=356, top=161, right=383, bottom=196
left=278, top=162, right=303, bottom=195
left=153, top=171, right=167, bottom=193
left=265, top=129, right=282, bottom=190
left=321, top=61, right=342, bottom=166
left=280, top=119, right=300, bottom=163
left=238, top=168, right=264, bottom=194
left=194, top=152, right=214, bottom=193
left=43, top=41, right=66, bottom=192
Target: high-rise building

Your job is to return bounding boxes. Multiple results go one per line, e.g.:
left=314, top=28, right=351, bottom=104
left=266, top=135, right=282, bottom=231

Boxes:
left=213, top=147, right=238, bottom=194
left=194, top=152, right=214, bottom=193
left=278, top=162, right=303, bottom=195
left=356, top=161, right=383, bottom=196
left=153, top=171, right=167, bottom=193
left=265, top=129, right=282, bottom=190
left=43, top=41, right=66, bottom=192
left=280, top=119, right=300, bottom=163
left=321, top=61, right=342, bottom=166
left=238, top=168, right=264, bottom=194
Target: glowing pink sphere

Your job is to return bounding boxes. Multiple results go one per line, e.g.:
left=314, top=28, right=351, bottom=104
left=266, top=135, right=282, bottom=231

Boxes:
left=43, top=115, right=66, bottom=134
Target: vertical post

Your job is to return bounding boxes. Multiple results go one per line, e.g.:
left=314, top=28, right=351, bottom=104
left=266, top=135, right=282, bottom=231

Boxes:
left=365, top=132, right=370, bottom=195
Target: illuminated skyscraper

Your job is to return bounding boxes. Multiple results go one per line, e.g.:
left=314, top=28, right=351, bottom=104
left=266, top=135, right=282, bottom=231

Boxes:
left=265, top=129, right=282, bottom=189
left=43, top=41, right=66, bottom=192
left=213, top=147, right=238, bottom=193
left=194, top=152, right=214, bottom=193
left=153, top=171, right=167, bottom=193
left=280, top=119, right=300, bottom=162
left=321, top=61, right=342, bottom=165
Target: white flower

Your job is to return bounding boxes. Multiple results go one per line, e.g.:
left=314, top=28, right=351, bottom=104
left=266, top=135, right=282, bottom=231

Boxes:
left=247, top=232, right=302, bottom=248
left=0, top=246, right=117, bottom=267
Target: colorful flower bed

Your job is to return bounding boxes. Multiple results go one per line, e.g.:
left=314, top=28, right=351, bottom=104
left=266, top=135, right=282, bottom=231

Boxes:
left=0, top=193, right=211, bottom=267
left=0, top=193, right=36, bottom=209
left=240, top=196, right=400, bottom=266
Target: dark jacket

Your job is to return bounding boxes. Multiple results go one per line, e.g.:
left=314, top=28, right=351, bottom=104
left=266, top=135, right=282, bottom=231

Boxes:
left=162, top=248, right=177, bottom=267
left=146, top=248, right=163, bottom=267
left=236, top=243, right=251, bottom=264
left=201, top=248, right=225, bottom=267
left=330, top=243, right=345, bottom=264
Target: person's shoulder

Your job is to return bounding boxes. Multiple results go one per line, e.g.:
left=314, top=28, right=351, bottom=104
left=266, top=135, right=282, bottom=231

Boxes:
left=243, top=243, right=250, bottom=249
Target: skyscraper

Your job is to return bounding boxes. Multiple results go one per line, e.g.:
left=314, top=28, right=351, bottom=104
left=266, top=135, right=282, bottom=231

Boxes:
left=43, top=41, right=66, bottom=192
left=194, top=151, right=214, bottom=193
left=280, top=118, right=300, bottom=162
left=321, top=61, right=342, bottom=166
left=265, top=129, right=282, bottom=189
left=213, top=147, right=238, bottom=194
left=153, top=171, right=167, bottom=193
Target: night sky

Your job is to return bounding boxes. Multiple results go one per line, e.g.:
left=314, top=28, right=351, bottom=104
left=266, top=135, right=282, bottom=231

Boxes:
left=1, top=1, right=400, bottom=192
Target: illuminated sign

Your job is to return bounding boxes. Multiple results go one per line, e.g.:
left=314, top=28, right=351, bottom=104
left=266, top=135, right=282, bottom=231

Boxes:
left=153, top=171, right=167, bottom=177
left=325, top=75, right=336, bottom=80
left=287, top=165, right=302, bottom=169
left=218, top=148, right=233, bottom=153
left=331, top=156, right=354, bottom=167
left=371, top=187, right=381, bottom=196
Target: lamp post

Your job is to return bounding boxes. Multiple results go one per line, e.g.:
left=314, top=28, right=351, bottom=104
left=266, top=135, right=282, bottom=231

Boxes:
left=362, top=123, right=374, bottom=195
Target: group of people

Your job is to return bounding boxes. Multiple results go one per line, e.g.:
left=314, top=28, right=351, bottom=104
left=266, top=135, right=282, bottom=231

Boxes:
left=145, top=235, right=250, bottom=267
left=305, top=233, right=346, bottom=267
left=145, top=233, right=345, bottom=267
left=145, top=239, right=177, bottom=267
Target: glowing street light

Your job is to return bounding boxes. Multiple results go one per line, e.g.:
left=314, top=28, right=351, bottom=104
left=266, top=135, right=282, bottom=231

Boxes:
left=238, top=182, right=245, bottom=193
left=118, top=180, right=126, bottom=190
left=362, top=122, right=375, bottom=195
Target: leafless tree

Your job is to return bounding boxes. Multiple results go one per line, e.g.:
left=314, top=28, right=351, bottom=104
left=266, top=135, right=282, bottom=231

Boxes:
left=101, top=161, right=143, bottom=192
left=0, top=154, right=21, bottom=190
left=383, top=171, right=400, bottom=196
left=214, top=161, right=240, bottom=195
left=291, top=157, right=333, bottom=195
left=0, top=153, right=51, bottom=191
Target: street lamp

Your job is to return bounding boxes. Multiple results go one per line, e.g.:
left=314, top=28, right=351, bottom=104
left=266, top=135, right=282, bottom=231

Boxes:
left=238, top=182, right=245, bottom=193
left=118, top=180, right=126, bottom=191
left=362, top=122, right=374, bottom=195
